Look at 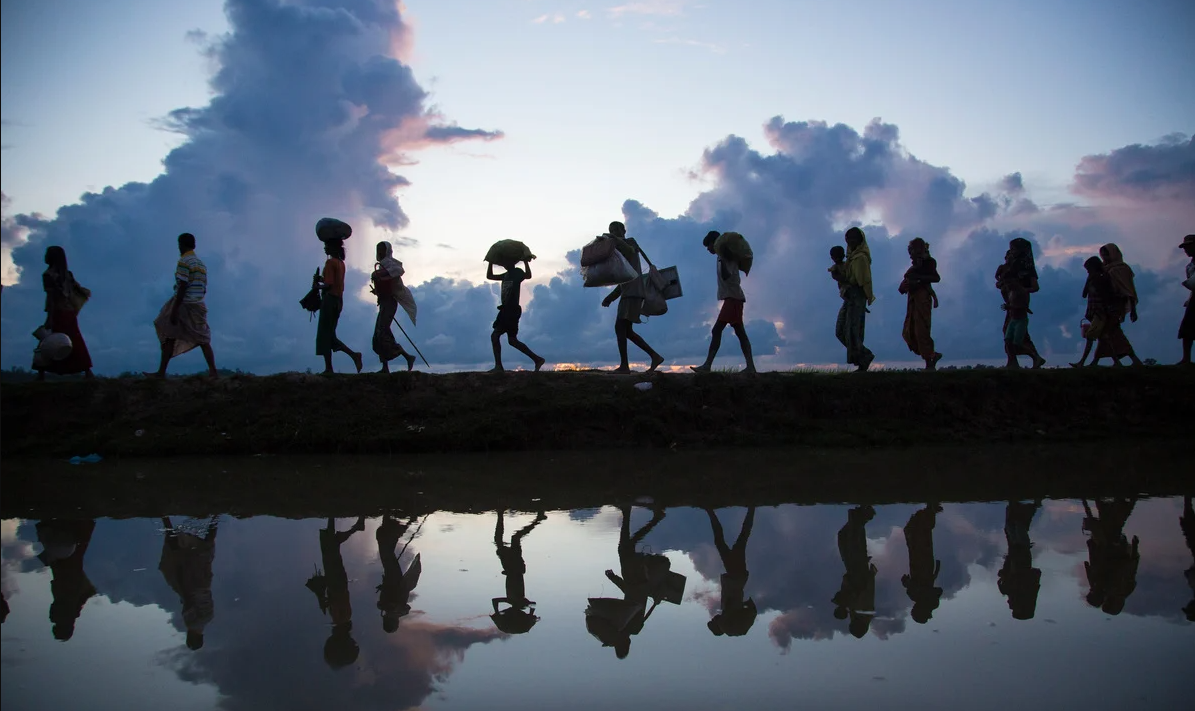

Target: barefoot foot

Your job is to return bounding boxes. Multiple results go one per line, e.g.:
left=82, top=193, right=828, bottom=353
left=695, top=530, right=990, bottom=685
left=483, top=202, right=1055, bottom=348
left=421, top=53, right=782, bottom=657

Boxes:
left=533, top=356, right=546, bottom=372
left=646, top=355, right=665, bottom=373
left=689, top=364, right=711, bottom=373
left=405, top=354, right=416, bottom=372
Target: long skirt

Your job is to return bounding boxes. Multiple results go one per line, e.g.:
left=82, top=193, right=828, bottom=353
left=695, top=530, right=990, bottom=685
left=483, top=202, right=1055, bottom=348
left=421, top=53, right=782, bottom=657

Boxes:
left=835, top=289, right=873, bottom=366
left=1094, top=316, right=1132, bottom=359
left=154, top=299, right=211, bottom=357
left=316, top=293, right=347, bottom=356
left=1002, top=312, right=1036, bottom=356
left=38, top=308, right=93, bottom=374
left=372, top=296, right=405, bottom=362
left=902, top=289, right=934, bottom=358
left=1179, top=298, right=1195, bottom=340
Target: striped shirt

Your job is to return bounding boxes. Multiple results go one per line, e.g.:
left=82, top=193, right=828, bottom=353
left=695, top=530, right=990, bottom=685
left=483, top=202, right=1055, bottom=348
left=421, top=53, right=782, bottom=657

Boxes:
left=175, top=251, right=208, bottom=303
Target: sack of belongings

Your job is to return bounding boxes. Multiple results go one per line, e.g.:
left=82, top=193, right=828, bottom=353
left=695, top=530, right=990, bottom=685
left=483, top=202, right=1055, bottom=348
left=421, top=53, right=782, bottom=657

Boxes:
left=581, top=249, right=637, bottom=288
left=315, top=217, right=352, bottom=243
left=714, top=231, right=753, bottom=275
left=484, top=240, right=536, bottom=268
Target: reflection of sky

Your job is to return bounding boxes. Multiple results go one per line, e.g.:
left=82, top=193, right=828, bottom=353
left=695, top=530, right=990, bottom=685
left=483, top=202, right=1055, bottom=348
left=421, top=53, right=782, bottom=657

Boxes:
left=2, top=499, right=1193, bottom=710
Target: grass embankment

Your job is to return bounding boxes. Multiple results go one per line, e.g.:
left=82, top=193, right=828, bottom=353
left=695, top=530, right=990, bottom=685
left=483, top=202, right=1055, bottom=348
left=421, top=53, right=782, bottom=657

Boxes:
left=2, top=367, right=1193, bottom=460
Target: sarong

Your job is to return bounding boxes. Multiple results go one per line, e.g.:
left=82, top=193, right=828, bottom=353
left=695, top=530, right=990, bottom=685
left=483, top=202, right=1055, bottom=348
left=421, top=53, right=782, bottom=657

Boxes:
left=1093, top=317, right=1132, bottom=359
left=902, top=289, right=934, bottom=358
left=373, top=296, right=405, bottom=361
left=1001, top=312, right=1036, bottom=356
left=616, top=295, right=643, bottom=324
left=835, top=288, right=873, bottom=366
left=38, top=308, right=93, bottom=374
left=316, top=293, right=347, bottom=356
left=154, top=298, right=211, bottom=357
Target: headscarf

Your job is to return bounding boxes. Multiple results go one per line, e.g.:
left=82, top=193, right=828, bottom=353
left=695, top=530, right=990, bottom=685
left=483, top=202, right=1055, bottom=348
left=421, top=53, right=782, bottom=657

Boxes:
left=845, top=235, right=875, bottom=304
left=1007, top=238, right=1038, bottom=285
left=1100, top=243, right=1137, bottom=310
left=377, top=241, right=405, bottom=281
left=376, top=241, right=417, bottom=325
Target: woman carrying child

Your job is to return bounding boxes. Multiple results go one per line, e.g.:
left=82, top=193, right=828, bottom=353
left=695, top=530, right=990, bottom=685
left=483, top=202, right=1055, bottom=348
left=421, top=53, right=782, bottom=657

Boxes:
left=898, top=237, right=942, bottom=370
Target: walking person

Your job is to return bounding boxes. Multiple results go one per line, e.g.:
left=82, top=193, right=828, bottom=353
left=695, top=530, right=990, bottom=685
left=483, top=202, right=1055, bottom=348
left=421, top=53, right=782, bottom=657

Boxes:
left=835, top=227, right=876, bottom=372
left=1097, top=243, right=1144, bottom=366
left=704, top=506, right=757, bottom=637
left=691, top=231, right=756, bottom=374
left=306, top=517, right=366, bottom=669
left=1071, top=257, right=1136, bottom=367
left=146, top=233, right=218, bottom=378
left=159, top=515, right=219, bottom=650
left=376, top=514, right=421, bottom=633
left=901, top=504, right=944, bottom=623
left=1178, top=235, right=1195, bottom=365
left=898, top=238, right=942, bottom=370
left=36, top=246, right=94, bottom=379
left=487, top=259, right=546, bottom=372
left=490, top=509, right=547, bottom=634
left=371, top=241, right=416, bottom=373
left=600, top=221, right=664, bottom=374
left=315, top=238, right=364, bottom=374
left=996, top=238, right=1046, bottom=369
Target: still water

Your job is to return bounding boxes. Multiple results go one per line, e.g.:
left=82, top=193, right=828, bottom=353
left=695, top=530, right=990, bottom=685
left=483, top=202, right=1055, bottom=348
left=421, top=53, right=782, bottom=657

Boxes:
left=2, top=496, right=1193, bottom=710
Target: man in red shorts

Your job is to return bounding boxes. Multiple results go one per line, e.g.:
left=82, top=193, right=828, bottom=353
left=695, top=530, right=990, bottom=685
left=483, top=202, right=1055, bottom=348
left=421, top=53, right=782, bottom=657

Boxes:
left=691, top=231, right=756, bottom=374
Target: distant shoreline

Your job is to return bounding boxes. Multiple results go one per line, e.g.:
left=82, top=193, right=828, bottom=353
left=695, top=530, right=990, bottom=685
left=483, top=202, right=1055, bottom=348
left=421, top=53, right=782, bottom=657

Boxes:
left=2, top=367, right=1192, bottom=460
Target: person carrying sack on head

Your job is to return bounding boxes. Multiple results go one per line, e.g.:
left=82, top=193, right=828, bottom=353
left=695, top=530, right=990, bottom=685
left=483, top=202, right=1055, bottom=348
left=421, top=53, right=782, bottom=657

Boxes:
left=691, top=231, right=756, bottom=374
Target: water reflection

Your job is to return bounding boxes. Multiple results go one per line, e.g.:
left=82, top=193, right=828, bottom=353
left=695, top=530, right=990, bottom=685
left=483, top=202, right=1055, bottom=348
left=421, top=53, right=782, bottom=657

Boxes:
left=2, top=496, right=1193, bottom=710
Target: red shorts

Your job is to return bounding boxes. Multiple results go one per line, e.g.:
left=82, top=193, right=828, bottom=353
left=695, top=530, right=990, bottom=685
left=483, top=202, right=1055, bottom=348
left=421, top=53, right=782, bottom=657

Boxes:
left=717, top=299, right=744, bottom=326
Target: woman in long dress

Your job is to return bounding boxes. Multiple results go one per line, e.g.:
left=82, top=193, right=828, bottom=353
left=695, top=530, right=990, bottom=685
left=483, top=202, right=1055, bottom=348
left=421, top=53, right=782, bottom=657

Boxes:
left=36, top=246, right=94, bottom=379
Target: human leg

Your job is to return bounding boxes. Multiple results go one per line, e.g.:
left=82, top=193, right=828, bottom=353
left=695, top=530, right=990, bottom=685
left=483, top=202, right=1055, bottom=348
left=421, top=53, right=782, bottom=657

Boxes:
left=624, top=325, right=664, bottom=372
left=200, top=344, right=217, bottom=376
left=507, top=335, right=545, bottom=370
left=1071, top=338, right=1094, bottom=368
left=732, top=323, right=755, bottom=373
left=490, top=329, right=504, bottom=371
left=692, top=322, right=727, bottom=372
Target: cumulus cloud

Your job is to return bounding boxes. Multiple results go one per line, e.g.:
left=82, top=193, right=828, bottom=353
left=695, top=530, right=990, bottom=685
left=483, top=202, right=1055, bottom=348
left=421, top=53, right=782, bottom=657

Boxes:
left=0, top=0, right=499, bottom=374
left=1073, top=134, right=1194, bottom=202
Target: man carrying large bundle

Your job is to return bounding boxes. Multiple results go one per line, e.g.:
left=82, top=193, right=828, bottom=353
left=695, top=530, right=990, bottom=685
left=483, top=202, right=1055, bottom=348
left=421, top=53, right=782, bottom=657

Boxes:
left=486, top=243, right=546, bottom=372
left=691, top=230, right=756, bottom=374
left=600, top=221, right=665, bottom=373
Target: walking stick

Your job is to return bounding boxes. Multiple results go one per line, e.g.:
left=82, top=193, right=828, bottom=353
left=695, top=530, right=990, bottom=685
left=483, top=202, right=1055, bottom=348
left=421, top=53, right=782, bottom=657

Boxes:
left=397, top=515, right=428, bottom=560
left=391, top=316, right=431, bottom=368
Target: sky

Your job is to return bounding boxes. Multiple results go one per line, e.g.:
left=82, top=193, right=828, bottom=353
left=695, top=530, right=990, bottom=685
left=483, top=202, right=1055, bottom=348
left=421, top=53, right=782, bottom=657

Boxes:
left=1, top=0, right=1193, bottom=374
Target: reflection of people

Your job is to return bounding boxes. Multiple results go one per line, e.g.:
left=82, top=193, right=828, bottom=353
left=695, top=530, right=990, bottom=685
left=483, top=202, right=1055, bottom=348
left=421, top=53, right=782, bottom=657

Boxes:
left=1181, top=496, right=1195, bottom=622
left=1082, top=498, right=1141, bottom=616
left=491, top=509, right=547, bottom=634
left=832, top=505, right=877, bottom=638
left=901, top=504, right=944, bottom=623
left=159, top=516, right=219, bottom=650
left=705, top=506, right=756, bottom=637
left=586, top=506, right=666, bottom=658
left=36, top=519, right=98, bottom=641
left=306, top=517, right=365, bottom=669
left=998, top=500, right=1042, bottom=620
left=376, top=515, right=421, bottom=633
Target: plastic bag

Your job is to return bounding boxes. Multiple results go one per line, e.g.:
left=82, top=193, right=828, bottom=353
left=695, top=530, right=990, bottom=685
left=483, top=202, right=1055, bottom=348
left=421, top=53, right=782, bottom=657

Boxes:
left=641, top=267, right=668, bottom=316
left=315, top=217, right=352, bottom=242
left=580, top=236, right=616, bottom=267
left=396, top=284, right=418, bottom=326
left=581, top=250, right=638, bottom=288
left=657, top=266, right=683, bottom=300
left=714, top=232, right=753, bottom=275
left=484, top=240, right=536, bottom=268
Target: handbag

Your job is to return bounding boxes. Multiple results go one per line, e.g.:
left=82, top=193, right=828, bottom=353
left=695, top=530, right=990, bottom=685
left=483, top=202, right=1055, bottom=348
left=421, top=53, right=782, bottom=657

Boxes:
left=67, top=280, right=91, bottom=312
left=300, top=269, right=322, bottom=316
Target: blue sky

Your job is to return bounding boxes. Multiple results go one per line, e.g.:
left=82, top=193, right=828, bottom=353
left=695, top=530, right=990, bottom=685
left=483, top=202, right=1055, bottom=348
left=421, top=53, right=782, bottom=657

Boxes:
left=2, top=0, right=1193, bottom=373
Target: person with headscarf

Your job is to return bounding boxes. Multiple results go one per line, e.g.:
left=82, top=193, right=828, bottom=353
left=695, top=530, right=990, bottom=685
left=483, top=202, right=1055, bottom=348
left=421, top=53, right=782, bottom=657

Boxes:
left=1095, top=243, right=1144, bottom=366
left=832, top=505, right=877, bottom=638
left=1176, top=235, right=1195, bottom=365
left=376, top=514, right=421, bottom=633
left=835, top=227, right=876, bottom=372
left=995, top=238, right=1046, bottom=368
left=315, top=239, right=364, bottom=374
left=36, top=519, right=98, bottom=641
left=1082, top=498, right=1140, bottom=617
left=370, top=242, right=417, bottom=373
left=1071, top=257, right=1138, bottom=367
left=898, top=238, right=942, bottom=370
left=901, top=504, right=944, bottom=624
left=159, top=515, right=219, bottom=651
left=36, top=246, right=94, bottom=380
left=705, top=506, right=757, bottom=638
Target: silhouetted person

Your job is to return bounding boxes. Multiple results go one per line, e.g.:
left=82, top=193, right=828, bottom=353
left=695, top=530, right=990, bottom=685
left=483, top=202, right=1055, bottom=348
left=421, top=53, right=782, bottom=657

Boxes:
left=996, top=238, right=1046, bottom=368
left=1, top=593, right=8, bottom=624
left=586, top=506, right=667, bottom=658
left=1082, top=498, right=1140, bottom=616
left=306, top=517, right=365, bottom=669
left=691, top=231, right=756, bottom=374
left=836, top=228, right=876, bottom=372
left=1097, top=243, right=1144, bottom=366
left=705, top=506, right=757, bottom=637
left=371, top=242, right=417, bottom=372
left=36, top=519, right=98, bottom=641
left=314, top=239, right=364, bottom=374
left=159, top=516, right=219, bottom=650
left=902, top=504, right=944, bottom=624
left=376, top=515, right=421, bottom=633
left=600, top=221, right=665, bottom=373
left=491, top=509, right=547, bottom=634
left=998, top=500, right=1042, bottom=620
left=1178, top=234, right=1195, bottom=365
left=146, top=232, right=218, bottom=378
left=833, top=505, right=877, bottom=638
left=1180, top=496, right=1195, bottom=622
left=36, top=245, right=94, bottom=380
left=487, top=260, right=546, bottom=372
left=898, top=238, right=942, bottom=369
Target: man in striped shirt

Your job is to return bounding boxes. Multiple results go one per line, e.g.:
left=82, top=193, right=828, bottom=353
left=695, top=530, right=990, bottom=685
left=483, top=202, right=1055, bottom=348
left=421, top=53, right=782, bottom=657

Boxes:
left=147, top=233, right=218, bottom=377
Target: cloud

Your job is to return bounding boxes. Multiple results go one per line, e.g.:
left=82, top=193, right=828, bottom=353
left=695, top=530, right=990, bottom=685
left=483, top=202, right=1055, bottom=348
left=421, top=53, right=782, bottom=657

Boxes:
left=1073, top=133, right=1194, bottom=202
left=1001, top=172, right=1025, bottom=194
left=1, top=192, right=30, bottom=284
left=577, top=10, right=592, bottom=20
left=608, top=0, right=692, bottom=18
left=0, top=0, right=499, bottom=374
left=532, top=13, right=566, bottom=24
left=653, top=37, right=727, bottom=54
